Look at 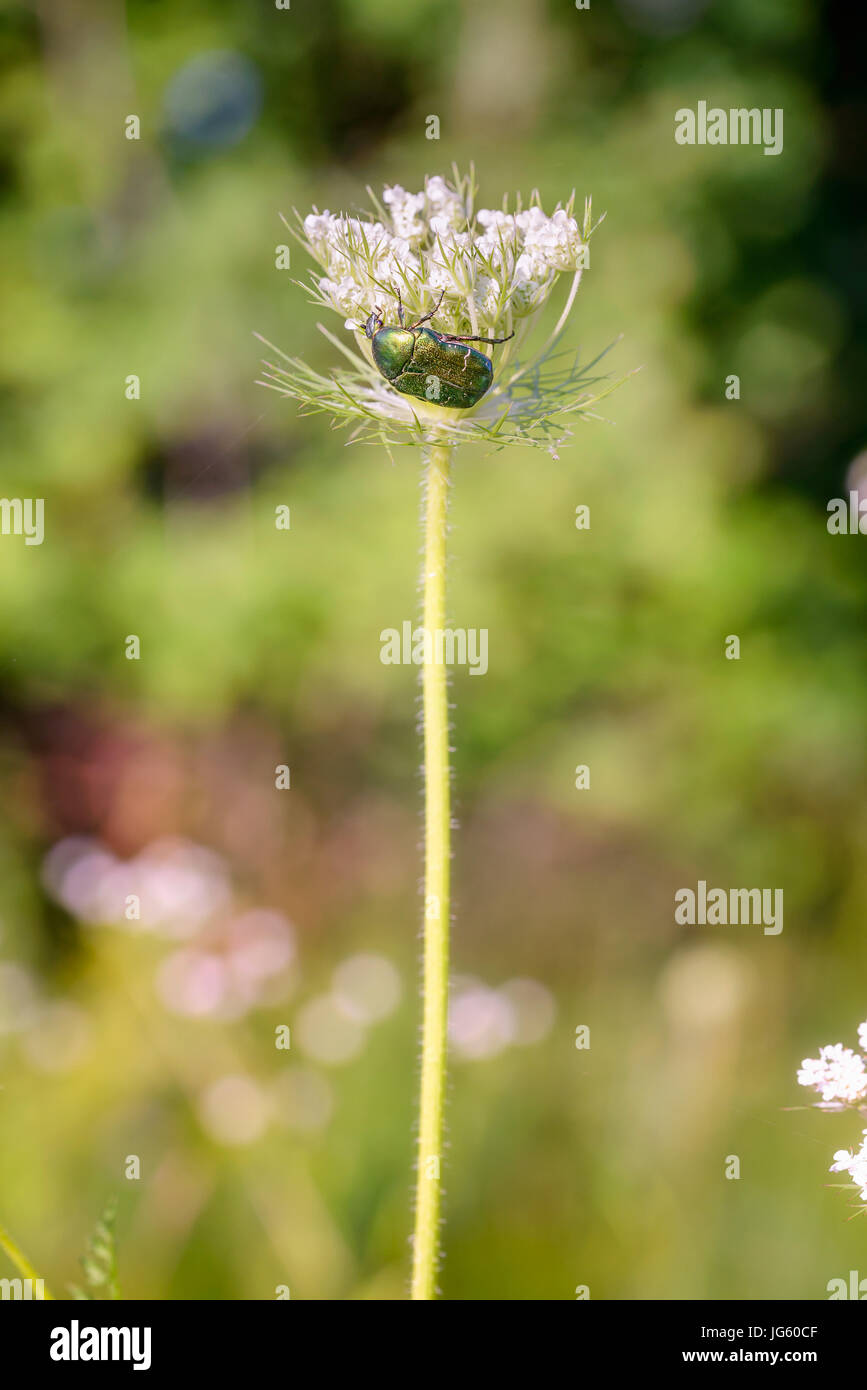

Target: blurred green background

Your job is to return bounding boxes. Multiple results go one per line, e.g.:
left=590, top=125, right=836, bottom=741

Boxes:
left=1, top=0, right=866, bottom=1300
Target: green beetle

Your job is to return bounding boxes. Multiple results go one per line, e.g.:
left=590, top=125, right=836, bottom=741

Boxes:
left=363, top=290, right=514, bottom=410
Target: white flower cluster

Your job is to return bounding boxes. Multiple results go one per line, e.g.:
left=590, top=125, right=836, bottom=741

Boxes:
left=299, top=173, right=587, bottom=335
left=830, top=1131, right=867, bottom=1201
left=797, top=1019, right=867, bottom=1210
left=303, top=210, right=420, bottom=329
left=797, top=1039, right=867, bottom=1105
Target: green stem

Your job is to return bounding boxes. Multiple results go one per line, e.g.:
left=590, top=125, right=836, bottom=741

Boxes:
left=411, top=442, right=453, bottom=1301
left=0, top=1219, right=54, bottom=1299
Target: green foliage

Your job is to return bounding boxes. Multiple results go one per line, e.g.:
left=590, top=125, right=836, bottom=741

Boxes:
left=68, top=1200, right=121, bottom=1302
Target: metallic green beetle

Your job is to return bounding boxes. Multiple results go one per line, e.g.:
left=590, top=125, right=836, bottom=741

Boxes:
left=363, top=290, right=514, bottom=410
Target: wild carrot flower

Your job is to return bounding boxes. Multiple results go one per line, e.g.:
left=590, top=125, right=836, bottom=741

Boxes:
left=257, top=166, right=622, bottom=456
left=258, top=168, right=623, bottom=1299
left=797, top=1043, right=867, bottom=1105
left=795, top=1017, right=867, bottom=1215
left=830, top=1134, right=867, bottom=1201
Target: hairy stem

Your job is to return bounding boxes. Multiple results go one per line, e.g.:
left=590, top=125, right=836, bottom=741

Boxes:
left=0, top=1219, right=54, bottom=1299
left=411, top=442, right=453, bottom=1300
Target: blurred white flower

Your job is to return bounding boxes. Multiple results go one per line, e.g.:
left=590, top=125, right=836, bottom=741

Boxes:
left=41, top=836, right=231, bottom=936
left=41, top=837, right=118, bottom=922
left=448, top=975, right=556, bottom=1058
left=500, top=978, right=556, bottom=1045
left=830, top=1147, right=855, bottom=1172
left=332, top=953, right=401, bottom=1024
left=157, top=910, right=296, bottom=1020
left=449, top=978, right=515, bottom=1060
left=157, top=949, right=231, bottom=1018
left=272, top=1065, right=334, bottom=1134
left=797, top=1044, right=867, bottom=1105
left=660, top=945, right=749, bottom=1031
left=296, top=993, right=366, bottom=1065
left=198, top=1074, right=271, bottom=1146
left=133, top=839, right=232, bottom=936
left=830, top=1131, right=867, bottom=1201
left=227, top=910, right=296, bottom=982
left=795, top=1019, right=867, bottom=1215
left=21, top=1001, right=91, bottom=1072
left=0, top=962, right=39, bottom=1034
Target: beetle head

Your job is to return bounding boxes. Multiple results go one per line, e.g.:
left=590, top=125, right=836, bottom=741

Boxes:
left=363, top=307, right=383, bottom=339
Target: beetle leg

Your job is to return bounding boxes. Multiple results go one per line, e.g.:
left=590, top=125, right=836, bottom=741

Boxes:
left=441, top=330, right=515, bottom=346
left=396, top=288, right=405, bottom=328
left=408, top=289, right=445, bottom=330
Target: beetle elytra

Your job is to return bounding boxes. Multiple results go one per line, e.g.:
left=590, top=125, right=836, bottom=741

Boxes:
left=363, top=290, right=514, bottom=410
